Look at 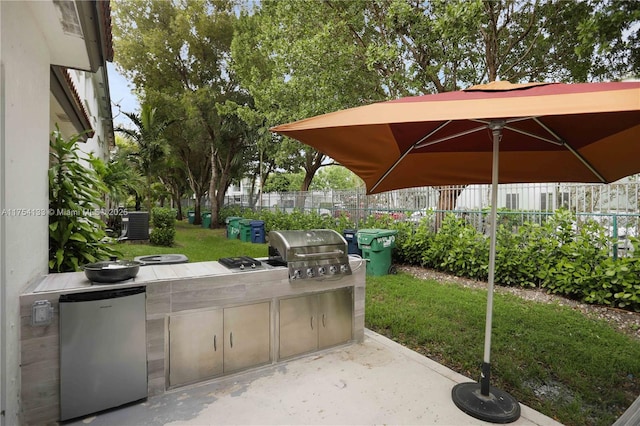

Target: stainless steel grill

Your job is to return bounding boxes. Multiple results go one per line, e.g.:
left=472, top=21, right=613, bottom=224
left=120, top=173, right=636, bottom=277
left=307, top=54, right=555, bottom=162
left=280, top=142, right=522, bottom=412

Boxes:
left=268, top=229, right=352, bottom=281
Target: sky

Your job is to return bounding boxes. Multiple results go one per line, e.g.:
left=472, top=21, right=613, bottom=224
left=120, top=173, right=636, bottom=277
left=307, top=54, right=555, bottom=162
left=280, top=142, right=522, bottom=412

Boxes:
left=107, top=62, right=139, bottom=128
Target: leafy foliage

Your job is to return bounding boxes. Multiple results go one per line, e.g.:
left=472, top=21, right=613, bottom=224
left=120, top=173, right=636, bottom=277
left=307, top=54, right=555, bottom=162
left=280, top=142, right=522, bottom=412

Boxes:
left=113, top=0, right=251, bottom=226
left=218, top=205, right=640, bottom=310
left=115, top=105, right=172, bottom=212
left=149, top=227, right=176, bottom=247
left=48, top=128, right=119, bottom=272
left=150, top=207, right=176, bottom=246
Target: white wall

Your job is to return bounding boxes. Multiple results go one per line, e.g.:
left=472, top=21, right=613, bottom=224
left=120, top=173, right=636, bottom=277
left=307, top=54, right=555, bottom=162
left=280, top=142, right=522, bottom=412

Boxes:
left=456, top=183, right=567, bottom=211
left=66, top=68, right=110, bottom=162
left=1, top=2, right=52, bottom=424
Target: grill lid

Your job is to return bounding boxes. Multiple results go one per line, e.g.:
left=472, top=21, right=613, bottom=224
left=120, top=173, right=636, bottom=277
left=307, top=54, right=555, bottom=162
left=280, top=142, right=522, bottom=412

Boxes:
left=268, top=229, right=351, bottom=280
left=268, top=229, right=347, bottom=261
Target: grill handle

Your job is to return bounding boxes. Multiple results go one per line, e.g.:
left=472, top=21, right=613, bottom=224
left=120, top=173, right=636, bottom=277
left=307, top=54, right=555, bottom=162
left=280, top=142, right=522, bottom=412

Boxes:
left=294, top=250, right=344, bottom=259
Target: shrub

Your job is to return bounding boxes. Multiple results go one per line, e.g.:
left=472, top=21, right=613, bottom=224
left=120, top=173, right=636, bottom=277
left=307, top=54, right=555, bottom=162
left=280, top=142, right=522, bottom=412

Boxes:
left=150, top=227, right=176, bottom=247
left=423, top=214, right=469, bottom=269
left=495, top=224, right=536, bottom=287
left=152, top=207, right=176, bottom=229
left=150, top=207, right=176, bottom=246
left=397, top=220, right=433, bottom=266
left=48, top=127, right=119, bottom=272
left=542, top=218, right=610, bottom=298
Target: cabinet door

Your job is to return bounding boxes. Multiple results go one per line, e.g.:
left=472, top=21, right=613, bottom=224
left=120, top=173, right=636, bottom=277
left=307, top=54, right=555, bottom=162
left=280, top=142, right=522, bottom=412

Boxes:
left=169, top=309, right=223, bottom=387
left=318, top=288, right=353, bottom=349
left=279, top=295, right=318, bottom=359
left=224, top=302, right=271, bottom=373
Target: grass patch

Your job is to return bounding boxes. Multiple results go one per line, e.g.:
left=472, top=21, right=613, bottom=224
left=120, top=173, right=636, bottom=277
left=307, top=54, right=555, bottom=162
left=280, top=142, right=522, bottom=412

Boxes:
left=114, top=221, right=268, bottom=262
left=366, top=273, right=640, bottom=426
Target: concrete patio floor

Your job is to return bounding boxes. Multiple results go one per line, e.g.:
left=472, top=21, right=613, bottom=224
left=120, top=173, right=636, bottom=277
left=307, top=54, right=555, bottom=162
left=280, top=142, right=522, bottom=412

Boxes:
left=68, top=330, right=563, bottom=425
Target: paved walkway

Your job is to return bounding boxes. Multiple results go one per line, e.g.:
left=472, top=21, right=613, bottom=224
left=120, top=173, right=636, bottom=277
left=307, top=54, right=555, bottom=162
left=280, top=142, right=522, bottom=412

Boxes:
left=69, top=330, right=563, bottom=425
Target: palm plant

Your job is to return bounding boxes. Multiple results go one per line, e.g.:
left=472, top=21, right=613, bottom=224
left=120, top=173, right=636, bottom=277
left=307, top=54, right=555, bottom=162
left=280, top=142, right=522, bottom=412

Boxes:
left=116, top=104, right=172, bottom=212
left=90, top=139, right=145, bottom=208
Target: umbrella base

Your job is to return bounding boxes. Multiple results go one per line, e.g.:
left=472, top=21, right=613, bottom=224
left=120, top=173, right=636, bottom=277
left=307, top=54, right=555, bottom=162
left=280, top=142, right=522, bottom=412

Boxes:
left=451, top=382, right=520, bottom=424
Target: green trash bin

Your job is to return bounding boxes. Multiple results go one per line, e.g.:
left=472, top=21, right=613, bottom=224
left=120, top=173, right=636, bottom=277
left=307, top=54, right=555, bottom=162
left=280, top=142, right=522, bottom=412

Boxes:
left=356, top=229, right=398, bottom=276
left=226, top=216, right=242, bottom=240
left=201, top=212, right=211, bottom=228
left=187, top=210, right=195, bottom=224
left=239, top=219, right=253, bottom=242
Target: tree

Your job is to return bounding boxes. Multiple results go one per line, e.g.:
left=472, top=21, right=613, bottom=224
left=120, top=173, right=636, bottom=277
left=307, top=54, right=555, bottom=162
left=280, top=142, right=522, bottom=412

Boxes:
left=157, top=153, right=190, bottom=220
left=231, top=1, right=386, bottom=194
left=310, top=166, right=364, bottom=190
left=112, top=0, right=251, bottom=228
left=90, top=145, right=143, bottom=209
left=115, top=105, right=171, bottom=213
left=263, top=173, right=292, bottom=193
left=233, top=0, right=639, bottom=223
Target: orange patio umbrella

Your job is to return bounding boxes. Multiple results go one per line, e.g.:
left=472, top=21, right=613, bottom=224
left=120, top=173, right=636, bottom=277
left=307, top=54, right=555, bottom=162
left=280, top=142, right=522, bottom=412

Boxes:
left=271, top=81, right=640, bottom=423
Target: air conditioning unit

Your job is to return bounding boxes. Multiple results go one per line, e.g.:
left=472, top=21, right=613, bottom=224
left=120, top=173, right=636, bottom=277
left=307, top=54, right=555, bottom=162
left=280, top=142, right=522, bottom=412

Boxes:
left=125, top=211, right=149, bottom=240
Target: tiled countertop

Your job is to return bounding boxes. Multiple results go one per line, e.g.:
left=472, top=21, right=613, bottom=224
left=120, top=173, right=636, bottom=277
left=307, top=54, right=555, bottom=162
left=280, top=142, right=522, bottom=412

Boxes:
left=25, top=260, right=279, bottom=294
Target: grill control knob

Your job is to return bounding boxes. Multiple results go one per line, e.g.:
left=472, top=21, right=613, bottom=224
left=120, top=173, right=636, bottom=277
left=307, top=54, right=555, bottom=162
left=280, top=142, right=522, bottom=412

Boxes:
left=318, top=266, right=326, bottom=276
left=340, top=264, right=349, bottom=273
left=306, top=268, right=315, bottom=278
left=292, top=269, right=302, bottom=279
left=329, top=265, right=338, bottom=274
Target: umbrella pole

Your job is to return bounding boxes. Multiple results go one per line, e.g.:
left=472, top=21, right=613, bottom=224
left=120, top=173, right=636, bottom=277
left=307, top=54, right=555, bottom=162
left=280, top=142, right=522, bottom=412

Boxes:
left=451, top=121, right=520, bottom=423
left=482, top=123, right=501, bottom=395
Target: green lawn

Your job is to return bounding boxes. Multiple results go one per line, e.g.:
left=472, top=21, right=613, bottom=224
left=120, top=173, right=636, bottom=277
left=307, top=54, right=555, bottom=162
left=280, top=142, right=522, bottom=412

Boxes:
left=366, top=273, right=640, bottom=426
left=114, top=221, right=640, bottom=426
left=115, top=221, right=268, bottom=261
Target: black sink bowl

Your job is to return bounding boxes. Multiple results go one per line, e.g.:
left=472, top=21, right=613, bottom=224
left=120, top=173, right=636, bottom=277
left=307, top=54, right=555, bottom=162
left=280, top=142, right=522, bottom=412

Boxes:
left=83, top=260, right=141, bottom=283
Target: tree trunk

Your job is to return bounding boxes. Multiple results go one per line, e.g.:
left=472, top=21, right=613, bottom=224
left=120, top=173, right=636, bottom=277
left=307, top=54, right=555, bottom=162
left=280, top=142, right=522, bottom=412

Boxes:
left=165, top=181, right=183, bottom=220
left=209, top=144, right=218, bottom=229
left=435, top=186, right=465, bottom=230
left=145, top=174, right=152, bottom=213
left=193, top=196, right=202, bottom=225
left=210, top=169, right=232, bottom=228
left=175, top=200, right=183, bottom=220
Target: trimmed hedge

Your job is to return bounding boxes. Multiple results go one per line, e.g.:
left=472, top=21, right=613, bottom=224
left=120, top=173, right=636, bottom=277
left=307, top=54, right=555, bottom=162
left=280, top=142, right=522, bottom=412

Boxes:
left=395, top=210, right=640, bottom=312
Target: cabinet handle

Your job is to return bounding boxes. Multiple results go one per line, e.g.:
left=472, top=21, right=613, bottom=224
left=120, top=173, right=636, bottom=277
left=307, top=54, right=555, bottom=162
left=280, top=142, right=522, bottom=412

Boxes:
left=214, top=335, right=217, bottom=351
left=230, top=332, right=233, bottom=348
left=310, top=316, right=314, bottom=330
left=322, top=314, right=326, bottom=327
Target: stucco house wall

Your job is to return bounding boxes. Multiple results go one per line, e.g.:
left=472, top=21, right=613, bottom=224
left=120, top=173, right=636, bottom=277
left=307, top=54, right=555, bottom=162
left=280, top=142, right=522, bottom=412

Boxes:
left=0, top=1, right=114, bottom=424
left=1, top=3, right=52, bottom=424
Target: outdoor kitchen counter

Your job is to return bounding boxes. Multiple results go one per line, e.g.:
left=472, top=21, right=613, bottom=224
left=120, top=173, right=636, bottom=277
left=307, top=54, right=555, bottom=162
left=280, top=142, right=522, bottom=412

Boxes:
left=25, top=260, right=242, bottom=294
left=19, top=258, right=366, bottom=426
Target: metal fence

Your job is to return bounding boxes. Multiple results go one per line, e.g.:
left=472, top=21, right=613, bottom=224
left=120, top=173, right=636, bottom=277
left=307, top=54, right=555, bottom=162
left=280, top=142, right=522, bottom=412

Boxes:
left=222, top=181, right=638, bottom=212
left=203, top=180, right=640, bottom=255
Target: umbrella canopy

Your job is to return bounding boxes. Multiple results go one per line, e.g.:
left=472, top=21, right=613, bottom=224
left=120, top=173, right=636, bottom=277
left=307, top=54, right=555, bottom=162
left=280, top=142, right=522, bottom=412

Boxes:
left=272, top=81, right=640, bottom=193
left=271, top=81, right=640, bottom=423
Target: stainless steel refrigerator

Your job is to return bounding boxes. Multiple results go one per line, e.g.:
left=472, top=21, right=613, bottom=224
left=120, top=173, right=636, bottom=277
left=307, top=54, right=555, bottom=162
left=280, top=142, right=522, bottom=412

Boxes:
left=59, top=286, right=147, bottom=421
